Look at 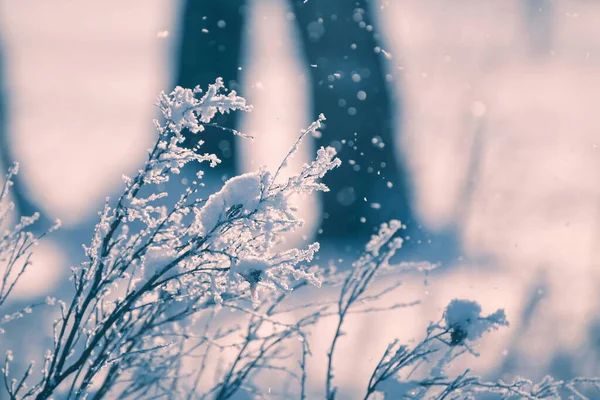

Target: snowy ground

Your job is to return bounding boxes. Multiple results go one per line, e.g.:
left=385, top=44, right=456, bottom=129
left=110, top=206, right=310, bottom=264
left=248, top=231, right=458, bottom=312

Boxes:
left=2, top=0, right=600, bottom=395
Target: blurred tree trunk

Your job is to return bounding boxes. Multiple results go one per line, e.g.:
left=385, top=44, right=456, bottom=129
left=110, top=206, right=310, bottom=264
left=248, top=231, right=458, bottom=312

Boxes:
left=173, top=0, right=427, bottom=246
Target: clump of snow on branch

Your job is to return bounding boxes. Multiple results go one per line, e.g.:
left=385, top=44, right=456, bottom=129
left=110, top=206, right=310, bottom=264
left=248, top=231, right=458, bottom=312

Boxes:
left=193, top=172, right=262, bottom=235
left=0, top=164, right=59, bottom=314
left=444, top=298, right=508, bottom=345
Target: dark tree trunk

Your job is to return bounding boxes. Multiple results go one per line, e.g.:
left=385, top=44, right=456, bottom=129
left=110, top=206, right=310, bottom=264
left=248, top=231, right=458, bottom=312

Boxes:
left=173, top=0, right=423, bottom=246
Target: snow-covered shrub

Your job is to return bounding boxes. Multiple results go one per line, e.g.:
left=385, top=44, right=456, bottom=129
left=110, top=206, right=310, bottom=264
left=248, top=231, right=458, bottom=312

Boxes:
left=0, top=164, right=60, bottom=333
left=444, top=298, right=508, bottom=346
left=0, top=80, right=598, bottom=399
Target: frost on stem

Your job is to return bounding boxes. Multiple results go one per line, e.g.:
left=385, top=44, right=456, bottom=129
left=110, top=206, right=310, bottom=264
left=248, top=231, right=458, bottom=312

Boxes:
left=193, top=172, right=263, bottom=236
left=0, top=164, right=38, bottom=308
left=0, top=164, right=58, bottom=311
left=156, top=77, right=252, bottom=138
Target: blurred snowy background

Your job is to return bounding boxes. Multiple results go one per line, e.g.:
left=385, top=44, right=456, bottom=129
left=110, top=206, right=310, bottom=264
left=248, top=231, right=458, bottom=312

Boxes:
left=2, top=0, right=600, bottom=396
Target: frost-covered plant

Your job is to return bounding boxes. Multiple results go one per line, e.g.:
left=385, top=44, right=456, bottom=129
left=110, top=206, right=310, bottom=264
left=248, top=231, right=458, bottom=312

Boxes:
left=1, top=80, right=599, bottom=400
left=323, top=224, right=599, bottom=400
left=1, top=79, right=339, bottom=399
left=0, top=164, right=59, bottom=334
left=0, top=164, right=37, bottom=311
